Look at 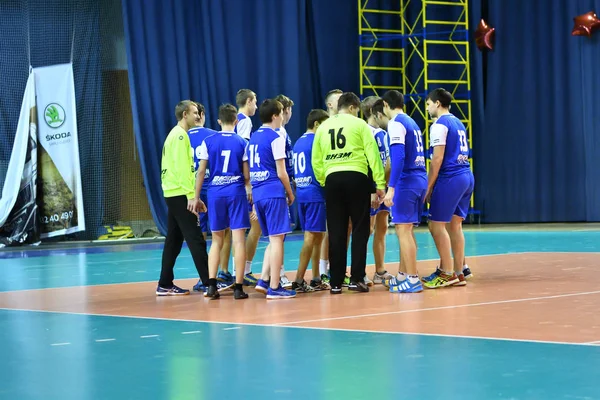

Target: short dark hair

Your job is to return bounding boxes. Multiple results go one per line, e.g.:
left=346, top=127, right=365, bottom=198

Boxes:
left=306, top=109, right=329, bottom=130
left=274, top=94, right=294, bottom=110
left=236, top=89, right=256, bottom=108
left=218, top=103, right=238, bottom=124
left=372, top=99, right=385, bottom=117
left=258, top=99, right=283, bottom=124
left=382, top=90, right=404, bottom=109
left=360, top=96, right=379, bottom=119
left=175, top=100, right=196, bottom=121
left=426, top=88, right=453, bottom=108
left=325, top=89, right=343, bottom=106
left=337, top=92, right=361, bottom=111
left=194, top=102, right=205, bottom=116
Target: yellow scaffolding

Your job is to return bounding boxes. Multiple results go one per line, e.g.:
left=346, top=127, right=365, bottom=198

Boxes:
left=359, top=0, right=478, bottom=218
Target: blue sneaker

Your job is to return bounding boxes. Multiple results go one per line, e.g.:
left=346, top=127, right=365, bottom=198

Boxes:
left=243, top=273, right=258, bottom=287
left=217, top=271, right=235, bottom=286
left=255, top=279, right=270, bottom=295
left=156, top=285, right=190, bottom=296
left=421, top=268, right=442, bottom=283
left=388, top=278, right=423, bottom=293
left=266, top=285, right=296, bottom=299
left=193, top=280, right=207, bottom=293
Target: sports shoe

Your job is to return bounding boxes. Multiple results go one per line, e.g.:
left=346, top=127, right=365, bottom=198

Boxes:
left=348, top=280, right=369, bottom=293
left=453, top=273, right=467, bottom=286
left=421, top=268, right=442, bottom=283
left=255, top=279, right=270, bottom=295
left=291, top=280, right=315, bottom=293
left=192, top=280, right=207, bottom=293
left=280, top=275, right=293, bottom=289
left=217, top=271, right=235, bottom=286
left=373, top=271, right=394, bottom=285
left=389, top=278, right=423, bottom=293
left=310, top=278, right=331, bottom=291
left=423, top=272, right=459, bottom=289
left=266, top=285, right=296, bottom=299
left=243, top=273, right=258, bottom=286
left=156, top=285, right=189, bottom=296
left=363, top=275, right=374, bottom=287
left=203, top=281, right=233, bottom=296
left=234, top=287, right=249, bottom=299
left=462, top=265, right=473, bottom=280
left=330, top=285, right=342, bottom=295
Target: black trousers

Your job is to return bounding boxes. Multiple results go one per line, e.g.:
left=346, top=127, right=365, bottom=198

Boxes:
left=159, top=195, right=209, bottom=287
left=325, top=171, right=372, bottom=288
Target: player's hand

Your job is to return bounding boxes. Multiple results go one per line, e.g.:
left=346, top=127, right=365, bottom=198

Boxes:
left=370, top=193, right=379, bottom=209
left=246, top=185, right=253, bottom=205
left=424, top=187, right=433, bottom=204
left=187, top=199, right=199, bottom=216
left=197, top=199, right=207, bottom=213
left=287, top=192, right=295, bottom=206
left=384, top=187, right=395, bottom=207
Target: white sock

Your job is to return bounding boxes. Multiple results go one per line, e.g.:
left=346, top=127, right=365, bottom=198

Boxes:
left=408, top=275, right=420, bottom=284
left=397, top=271, right=407, bottom=281
left=280, top=265, right=286, bottom=278
left=319, top=259, right=328, bottom=276
left=244, top=261, right=252, bottom=274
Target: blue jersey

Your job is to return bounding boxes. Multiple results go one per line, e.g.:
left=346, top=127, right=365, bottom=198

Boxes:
left=188, top=127, right=217, bottom=194
left=276, top=126, right=295, bottom=180
left=293, top=132, right=324, bottom=203
left=234, top=112, right=252, bottom=140
left=369, top=125, right=389, bottom=167
left=387, top=113, right=427, bottom=188
left=198, top=131, right=247, bottom=197
left=430, top=113, right=471, bottom=178
left=246, top=126, right=287, bottom=202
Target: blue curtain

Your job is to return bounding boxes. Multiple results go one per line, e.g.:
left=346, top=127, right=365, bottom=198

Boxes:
left=476, top=0, right=600, bottom=222
left=122, top=0, right=359, bottom=234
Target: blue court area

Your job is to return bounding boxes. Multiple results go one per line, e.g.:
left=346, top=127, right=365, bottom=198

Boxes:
left=1, top=227, right=600, bottom=399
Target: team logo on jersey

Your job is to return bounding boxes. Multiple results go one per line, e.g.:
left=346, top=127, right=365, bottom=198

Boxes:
left=377, top=137, right=382, bottom=147
left=250, top=170, right=270, bottom=183
left=44, top=103, right=66, bottom=128
left=212, top=176, right=242, bottom=186
left=296, top=176, right=312, bottom=188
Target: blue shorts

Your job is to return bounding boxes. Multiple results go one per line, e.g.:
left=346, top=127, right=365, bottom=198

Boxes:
left=298, top=202, right=326, bottom=232
left=254, top=198, right=292, bottom=237
left=391, top=188, right=426, bottom=224
left=199, top=192, right=209, bottom=233
left=208, top=194, right=251, bottom=232
left=428, top=171, right=475, bottom=223
left=370, top=202, right=390, bottom=217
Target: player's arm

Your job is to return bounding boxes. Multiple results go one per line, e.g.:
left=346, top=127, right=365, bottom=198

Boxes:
left=171, top=135, right=196, bottom=200
left=272, top=135, right=295, bottom=205
left=361, top=123, right=386, bottom=191
left=383, top=121, right=406, bottom=206
left=242, top=148, right=252, bottom=204
left=312, top=127, right=325, bottom=186
left=426, top=124, right=448, bottom=198
left=383, top=132, right=391, bottom=183
left=237, top=118, right=252, bottom=140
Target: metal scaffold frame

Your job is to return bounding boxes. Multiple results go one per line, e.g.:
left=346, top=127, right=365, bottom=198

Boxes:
left=359, top=0, right=479, bottom=219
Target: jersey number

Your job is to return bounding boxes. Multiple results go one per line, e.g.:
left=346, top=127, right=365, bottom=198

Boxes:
left=221, top=150, right=231, bottom=173
left=328, top=128, right=346, bottom=150
left=248, top=144, right=261, bottom=167
left=458, top=130, right=468, bottom=152
left=413, top=130, right=423, bottom=152
left=293, top=152, right=306, bottom=175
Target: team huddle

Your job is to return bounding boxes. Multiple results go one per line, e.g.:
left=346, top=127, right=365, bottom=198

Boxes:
left=156, top=87, right=475, bottom=300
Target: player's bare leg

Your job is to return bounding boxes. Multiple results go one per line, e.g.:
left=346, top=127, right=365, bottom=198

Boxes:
left=231, top=228, right=249, bottom=298
left=387, top=223, right=422, bottom=293
left=293, top=231, right=324, bottom=292
left=266, top=234, right=295, bottom=299
left=447, top=215, right=467, bottom=286
left=205, top=230, right=225, bottom=299
left=372, top=211, right=391, bottom=279
left=423, top=221, right=459, bottom=288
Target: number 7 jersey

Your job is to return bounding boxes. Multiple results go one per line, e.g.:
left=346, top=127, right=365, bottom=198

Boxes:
left=429, top=113, right=471, bottom=178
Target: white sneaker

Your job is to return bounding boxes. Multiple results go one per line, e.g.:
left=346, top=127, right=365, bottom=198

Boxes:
left=280, top=275, right=292, bottom=289
left=372, top=271, right=394, bottom=285
left=363, top=275, right=374, bottom=286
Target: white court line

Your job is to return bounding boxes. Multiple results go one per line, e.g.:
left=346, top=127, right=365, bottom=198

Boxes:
left=4, top=287, right=600, bottom=348
left=95, top=338, right=116, bottom=342
left=587, top=340, right=600, bottom=344
left=223, top=327, right=241, bottom=331
left=181, top=331, right=201, bottom=335
left=50, top=342, right=71, bottom=346
left=140, top=335, right=159, bottom=339
left=276, top=290, right=600, bottom=326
